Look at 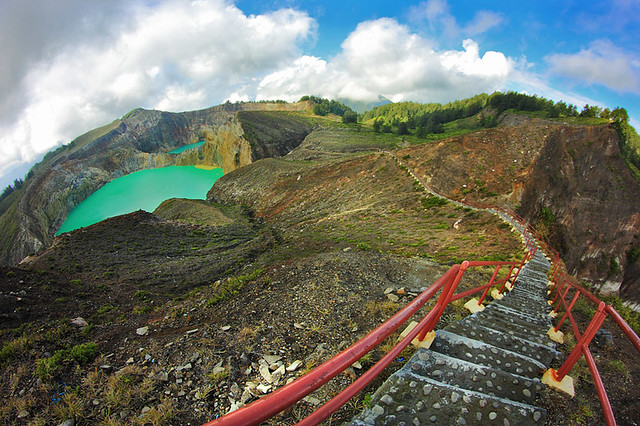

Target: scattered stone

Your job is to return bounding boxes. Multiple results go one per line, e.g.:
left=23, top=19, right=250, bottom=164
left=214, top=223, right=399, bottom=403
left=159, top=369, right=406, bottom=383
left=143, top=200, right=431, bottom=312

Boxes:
left=384, top=288, right=393, bottom=294
left=141, top=406, right=151, bottom=414
left=397, top=287, right=406, bottom=295
left=70, top=317, right=88, bottom=328
left=256, top=384, right=272, bottom=394
left=272, top=365, right=286, bottom=384
left=259, top=365, right=273, bottom=383
left=58, top=420, right=74, bottom=426
left=386, top=293, right=399, bottom=302
left=153, top=371, right=169, bottom=382
left=523, top=389, right=532, bottom=398
left=595, top=329, right=614, bottom=347
left=286, top=360, right=303, bottom=371
left=17, top=410, right=29, bottom=419
left=351, top=361, right=362, bottom=369
left=294, top=323, right=304, bottom=329
left=451, top=391, right=460, bottom=403
left=136, top=326, right=149, bottom=336
left=533, top=411, right=542, bottom=422
left=303, top=396, right=321, bottom=405
left=221, top=325, right=232, bottom=331
left=489, top=412, right=497, bottom=420
left=263, top=355, right=282, bottom=365
left=186, top=328, right=199, bottom=335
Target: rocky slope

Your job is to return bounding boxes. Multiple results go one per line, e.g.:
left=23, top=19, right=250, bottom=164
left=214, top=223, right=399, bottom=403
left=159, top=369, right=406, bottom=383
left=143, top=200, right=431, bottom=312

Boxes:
left=0, top=102, right=314, bottom=266
left=396, top=117, right=640, bottom=303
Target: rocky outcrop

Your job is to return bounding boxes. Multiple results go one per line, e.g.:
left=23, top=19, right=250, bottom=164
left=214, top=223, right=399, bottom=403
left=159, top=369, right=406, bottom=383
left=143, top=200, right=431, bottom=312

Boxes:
left=518, top=124, right=640, bottom=301
left=0, top=102, right=313, bottom=266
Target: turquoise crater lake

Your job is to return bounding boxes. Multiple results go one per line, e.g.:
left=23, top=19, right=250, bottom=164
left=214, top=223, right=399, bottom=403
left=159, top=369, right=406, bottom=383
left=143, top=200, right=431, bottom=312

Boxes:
left=56, top=165, right=223, bottom=235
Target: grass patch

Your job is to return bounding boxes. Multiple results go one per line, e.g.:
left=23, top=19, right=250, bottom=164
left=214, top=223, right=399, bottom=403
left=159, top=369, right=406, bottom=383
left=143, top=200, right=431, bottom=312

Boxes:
left=207, top=269, right=264, bottom=307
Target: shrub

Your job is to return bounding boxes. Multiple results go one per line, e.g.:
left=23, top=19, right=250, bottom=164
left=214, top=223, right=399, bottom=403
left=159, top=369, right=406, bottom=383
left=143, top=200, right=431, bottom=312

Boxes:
left=70, top=342, right=98, bottom=365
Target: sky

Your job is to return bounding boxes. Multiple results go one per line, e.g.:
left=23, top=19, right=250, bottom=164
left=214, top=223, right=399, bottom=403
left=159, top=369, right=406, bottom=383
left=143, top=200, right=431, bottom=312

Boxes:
left=1, top=0, right=639, bottom=189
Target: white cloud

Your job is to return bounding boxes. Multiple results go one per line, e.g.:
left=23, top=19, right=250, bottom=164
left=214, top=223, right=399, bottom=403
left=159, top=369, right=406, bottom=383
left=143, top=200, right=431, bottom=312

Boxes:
left=408, top=0, right=503, bottom=40
left=257, top=18, right=513, bottom=104
left=546, top=40, right=640, bottom=93
left=0, top=0, right=315, bottom=184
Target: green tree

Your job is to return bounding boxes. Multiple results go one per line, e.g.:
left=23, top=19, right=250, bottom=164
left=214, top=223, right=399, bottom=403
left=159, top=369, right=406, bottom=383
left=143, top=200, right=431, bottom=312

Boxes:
left=342, top=110, right=357, bottom=124
left=372, top=119, right=382, bottom=133
left=396, top=121, right=409, bottom=135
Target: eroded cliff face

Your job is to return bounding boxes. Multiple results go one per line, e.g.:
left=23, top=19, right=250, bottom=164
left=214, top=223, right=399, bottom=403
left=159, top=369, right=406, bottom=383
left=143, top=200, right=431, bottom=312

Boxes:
left=0, top=102, right=313, bottom=265
left=518, top=125, right=640, bottom=302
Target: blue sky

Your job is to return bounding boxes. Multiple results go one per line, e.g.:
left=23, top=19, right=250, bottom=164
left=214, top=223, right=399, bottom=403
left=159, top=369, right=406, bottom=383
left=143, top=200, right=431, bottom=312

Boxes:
left=0, top=0, right=639, bottom=188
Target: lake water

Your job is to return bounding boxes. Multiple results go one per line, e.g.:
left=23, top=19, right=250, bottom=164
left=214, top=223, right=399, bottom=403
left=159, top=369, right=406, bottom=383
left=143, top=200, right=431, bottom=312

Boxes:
left=56, top=165, right=223, bottom=235
left=168, top=141, right=205, bottom=154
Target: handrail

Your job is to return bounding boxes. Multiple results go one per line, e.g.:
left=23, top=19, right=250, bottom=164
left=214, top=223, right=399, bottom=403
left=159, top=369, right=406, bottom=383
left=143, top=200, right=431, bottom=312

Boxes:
left=206, top=252, right=535, bottom=425
left=547, top=267, right=640, bottom=426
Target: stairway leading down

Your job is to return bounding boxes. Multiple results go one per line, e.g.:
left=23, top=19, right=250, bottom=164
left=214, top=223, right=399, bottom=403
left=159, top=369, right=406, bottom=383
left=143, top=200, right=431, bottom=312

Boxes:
left=351, top=251, right=558, bottom=425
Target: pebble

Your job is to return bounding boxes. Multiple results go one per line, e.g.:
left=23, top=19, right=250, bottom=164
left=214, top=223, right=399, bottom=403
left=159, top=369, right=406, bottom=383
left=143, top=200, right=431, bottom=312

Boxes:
left=523, top=389, right=532, bottom=398
left=256, top=384, right=272, bottom=394
left=141, top=406, right=151, bottom=414
left=70, top=317, right=88, bottom=328
left=386, top=293, right=399, bottom=302
left=58, top=420, right=74, bottom=426
left=489, top=412, right=497, bottom=420
left=286, top=360, right=303, bottom=371
left=136, top=326, right=149, bottom=336
left=263, top=355, right=282, bottom=364
left=153, top=372, right=169, bottom=381
left=533, top=411, right=542, bottom=422
left=221, top=325, right=232, bottom=331
left=451, top=391, right=460, bottom=403
left=303, top=395, right=321, bottom=405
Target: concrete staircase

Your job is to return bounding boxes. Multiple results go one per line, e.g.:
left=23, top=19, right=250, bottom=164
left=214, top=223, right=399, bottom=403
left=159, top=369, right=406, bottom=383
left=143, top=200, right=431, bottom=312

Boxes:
left=351, top=250, right=558, bottom=425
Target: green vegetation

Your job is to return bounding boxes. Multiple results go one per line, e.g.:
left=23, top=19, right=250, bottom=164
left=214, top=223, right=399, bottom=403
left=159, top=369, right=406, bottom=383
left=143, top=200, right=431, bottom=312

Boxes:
left=300, top=95, right=355, bottom=117
left=207, top=269, right=264, bottom=306
left=36, top=342, right=98, bottom=379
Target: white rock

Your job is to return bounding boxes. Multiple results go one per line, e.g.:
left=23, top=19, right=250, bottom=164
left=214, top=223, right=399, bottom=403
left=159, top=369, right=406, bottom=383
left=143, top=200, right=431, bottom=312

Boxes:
left=351, top=361, right=362, bottom=369
left=294, top=322, right=304, bottom=329
left=386, top=293, right=399, bottom=302
left=384, top=287, right=393, bottom=294
left=272, top=365, right=286, bottom=385
left=256, top=384, right=272, bottom=394
left=141, top=406, right=151, bottom=414
left=70, top=317, right=88, bottom=328
left=263, top=355, right=282, bottom=365
left=303, top=396, right=321, bottom=405
left=286, top=360, right=303, bottom=372
left=259, top=364, right=273, bottom=383
left=136, top=326, right=149, bottom=336
left=221, top=325, right=232, bottom=331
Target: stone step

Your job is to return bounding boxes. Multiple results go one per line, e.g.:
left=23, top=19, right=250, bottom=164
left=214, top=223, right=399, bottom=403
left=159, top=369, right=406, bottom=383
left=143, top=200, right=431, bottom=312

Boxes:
left=350, top=370, right=546, bottom=425
left=469, top=316, right=551, bottom=347
left=430, top=330, right=546, bottom=379
left=483, top=303, right=551, bottom=326
left=448, top=320, right=558, bottom=365
left=474, top=310, right=550, bottom=337
left=404, top=349, right=544, bottom=405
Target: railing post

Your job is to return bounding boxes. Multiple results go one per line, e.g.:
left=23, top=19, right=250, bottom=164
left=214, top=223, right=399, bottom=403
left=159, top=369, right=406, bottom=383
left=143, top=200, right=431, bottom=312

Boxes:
left=498, top=264, right=517, bottom=294
left=478, top=264, right=501, bottom=305
left=418, top=261, right=470, bottom=341
left=556, top=302, right=607, bottom=380
left=554, top=290, right=581, bottom=332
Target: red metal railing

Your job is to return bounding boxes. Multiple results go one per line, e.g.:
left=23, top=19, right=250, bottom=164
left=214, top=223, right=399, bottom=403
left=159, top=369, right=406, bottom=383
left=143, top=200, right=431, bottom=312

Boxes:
left=547, top=268, right=640, bottom=426
left=205, top=246, right=536, bottom=425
